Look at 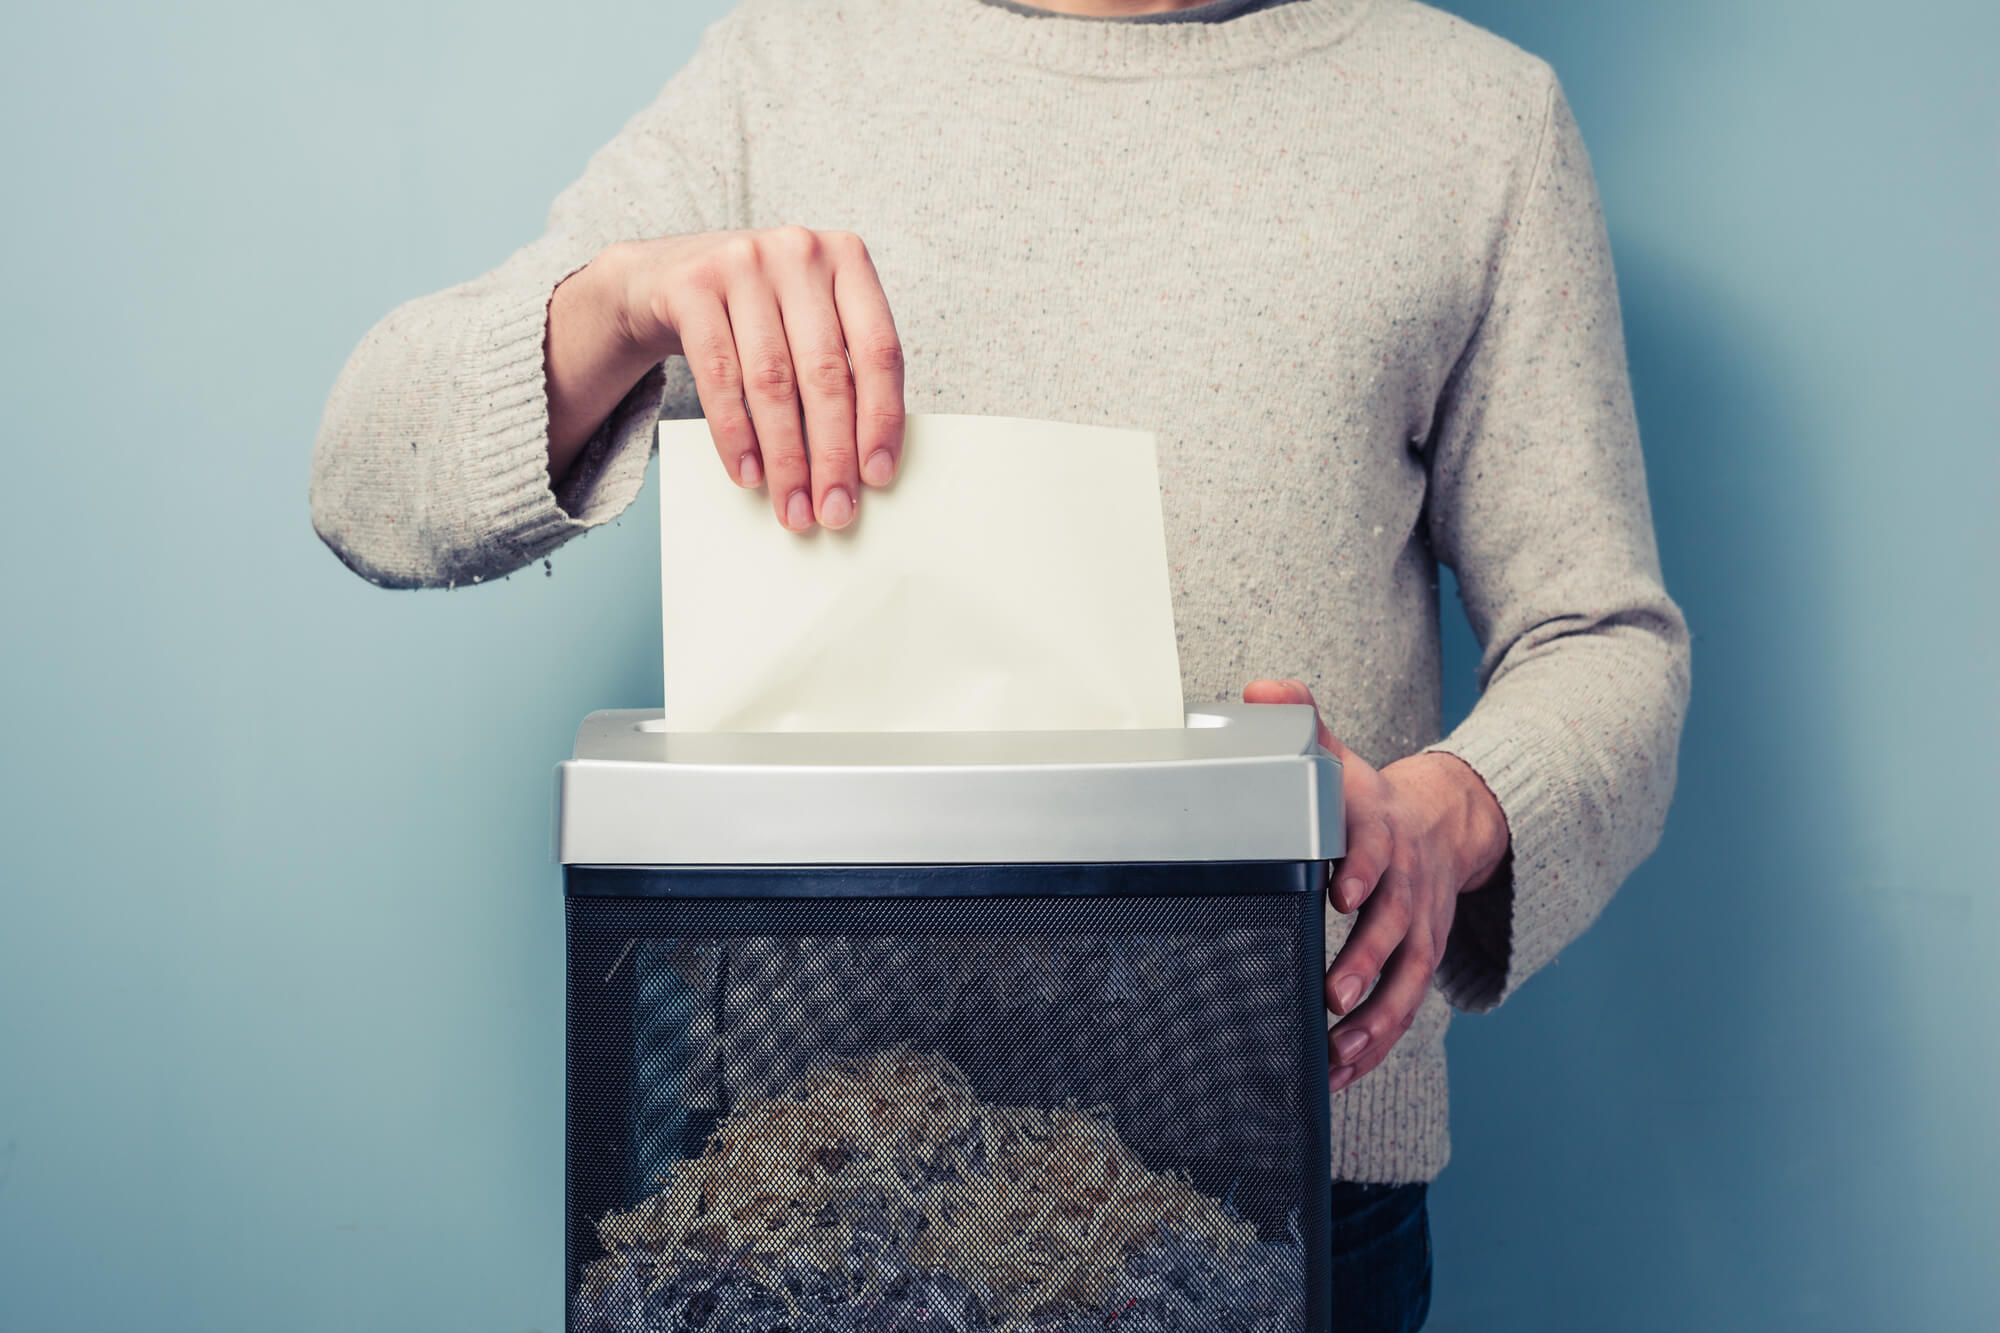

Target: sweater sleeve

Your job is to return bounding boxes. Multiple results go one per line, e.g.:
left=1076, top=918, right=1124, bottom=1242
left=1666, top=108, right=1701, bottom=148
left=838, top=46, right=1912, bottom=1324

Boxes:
left=307, top=15, right=745, bottom=589
left=1418, top=72, right=1693, bottom=1014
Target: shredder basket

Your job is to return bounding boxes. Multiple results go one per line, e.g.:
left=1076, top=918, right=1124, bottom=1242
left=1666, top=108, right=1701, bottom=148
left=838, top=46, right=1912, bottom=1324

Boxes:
left=565, top=862, right=1332, bottom=1333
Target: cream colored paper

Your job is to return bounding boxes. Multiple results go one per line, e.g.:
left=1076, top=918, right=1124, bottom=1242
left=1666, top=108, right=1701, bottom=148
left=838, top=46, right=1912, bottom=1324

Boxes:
left=656, top=413, right=1185, bottom=733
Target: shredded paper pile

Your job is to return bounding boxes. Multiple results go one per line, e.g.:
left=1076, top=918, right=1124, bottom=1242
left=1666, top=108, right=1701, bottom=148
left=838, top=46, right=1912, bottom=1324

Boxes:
left=574, top=1046, right=1305, bottom=1333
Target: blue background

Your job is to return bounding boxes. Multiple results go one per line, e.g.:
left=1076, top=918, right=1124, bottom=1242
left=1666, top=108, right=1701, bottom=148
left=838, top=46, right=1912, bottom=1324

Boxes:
left=1, top=1, right=1993, bottom=1329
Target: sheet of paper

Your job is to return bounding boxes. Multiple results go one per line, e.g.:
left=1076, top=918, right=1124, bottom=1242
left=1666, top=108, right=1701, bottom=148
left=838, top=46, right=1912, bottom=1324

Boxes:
left=656, top=413, right=1185, bottom=733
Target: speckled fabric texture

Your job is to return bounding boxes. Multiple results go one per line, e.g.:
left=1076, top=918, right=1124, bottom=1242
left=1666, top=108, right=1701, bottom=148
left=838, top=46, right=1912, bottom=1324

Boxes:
left=308, top=0, right=1691, bottom=1183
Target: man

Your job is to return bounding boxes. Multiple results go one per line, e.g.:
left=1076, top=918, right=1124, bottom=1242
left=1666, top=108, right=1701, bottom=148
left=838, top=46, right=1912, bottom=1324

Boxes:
left=309, top=1, right=1691, bottom=1326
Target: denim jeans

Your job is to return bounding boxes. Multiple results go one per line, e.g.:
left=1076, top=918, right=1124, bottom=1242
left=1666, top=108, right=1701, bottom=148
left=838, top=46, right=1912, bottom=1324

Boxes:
left=1329, top=1180, right=1432, bottom=1332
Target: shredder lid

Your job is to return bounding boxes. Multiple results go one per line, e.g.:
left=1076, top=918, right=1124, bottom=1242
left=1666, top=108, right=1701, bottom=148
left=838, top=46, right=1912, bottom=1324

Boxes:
left=554, top=702, right=1342, bottom=866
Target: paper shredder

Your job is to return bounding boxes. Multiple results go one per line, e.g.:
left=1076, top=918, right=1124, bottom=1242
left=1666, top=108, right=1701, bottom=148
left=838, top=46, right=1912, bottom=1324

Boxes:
left=555, top=702, right=1343, bottom=1333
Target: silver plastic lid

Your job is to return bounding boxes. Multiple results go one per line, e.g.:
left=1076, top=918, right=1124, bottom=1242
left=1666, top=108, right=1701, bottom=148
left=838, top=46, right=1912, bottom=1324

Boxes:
left=554, top=702, right=1342, bottom=866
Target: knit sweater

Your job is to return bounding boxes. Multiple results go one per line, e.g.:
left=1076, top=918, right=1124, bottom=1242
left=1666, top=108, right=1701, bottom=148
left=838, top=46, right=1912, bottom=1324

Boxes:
left=308, top=0, right=1691, bottom=1183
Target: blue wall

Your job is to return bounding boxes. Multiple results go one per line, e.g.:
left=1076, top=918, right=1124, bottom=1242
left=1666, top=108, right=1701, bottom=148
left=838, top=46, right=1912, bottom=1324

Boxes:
left=0, top=2, right=1991, bottom=1329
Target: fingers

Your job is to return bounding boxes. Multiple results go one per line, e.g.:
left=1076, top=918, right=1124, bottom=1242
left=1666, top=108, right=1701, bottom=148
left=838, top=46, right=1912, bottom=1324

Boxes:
left=1241, top=678, right=1340, bottom=753
left=1328, top=926, right=1437, bottom=1092
left=766, top=227, right=861, bottom=529
left=1326, top=852, right=1410, bottom=1016
left=1328, top=856, right=1408, bottom=1020
left=827, top=232, right=905, bottom=490
left=1242, top=677, right=1311, bottom=708
left=672, top=285, right=764, bottom=491
left=722, top=257, right=816, bottom=532
left=1330, top=810, right=1391, bottom=916
left=674, top=227, right=903, bottom=532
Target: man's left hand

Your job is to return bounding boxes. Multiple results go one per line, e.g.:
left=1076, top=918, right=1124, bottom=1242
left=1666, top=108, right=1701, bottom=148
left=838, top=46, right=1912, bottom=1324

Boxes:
left=1242, top=679, right=1511, bottom=1093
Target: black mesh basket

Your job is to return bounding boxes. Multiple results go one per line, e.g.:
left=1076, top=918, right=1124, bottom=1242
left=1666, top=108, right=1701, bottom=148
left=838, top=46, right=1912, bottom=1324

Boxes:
left=565, top=861, right=1331, bottom=1333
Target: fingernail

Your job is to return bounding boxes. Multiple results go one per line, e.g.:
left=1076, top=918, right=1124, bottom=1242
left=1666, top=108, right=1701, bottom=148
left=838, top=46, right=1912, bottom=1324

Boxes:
left=819, top=486, right=854, bottom=527
left=862, top=449, right=895, bottom=486
left=1338, top=877, right=1365, bottom=910
left=785, top=490, right=813, bottom=530
left=1333, top=975, right=1363, bottom=1013
left=737, top=452, right=762, bottom=487
left=1334, top=1028, right=1370, bottom=1065
left=1329, top=1064, right=1356, bottom=1093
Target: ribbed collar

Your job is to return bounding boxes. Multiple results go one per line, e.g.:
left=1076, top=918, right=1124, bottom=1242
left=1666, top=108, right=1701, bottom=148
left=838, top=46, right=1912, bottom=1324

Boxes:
left=914, top=0, right=1378, bottom=78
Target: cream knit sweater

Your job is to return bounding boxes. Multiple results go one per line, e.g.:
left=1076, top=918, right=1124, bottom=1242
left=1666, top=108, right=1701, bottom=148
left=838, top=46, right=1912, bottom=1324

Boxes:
left=308, top=0, right=1691, bottom=1183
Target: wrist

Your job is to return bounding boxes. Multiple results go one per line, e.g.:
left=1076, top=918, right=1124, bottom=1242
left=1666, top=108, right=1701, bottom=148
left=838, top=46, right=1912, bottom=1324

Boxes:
left=545, top=246, right=667, bottom=479
left=589, top=242, right=674, bottom=366
left=1446, top=753, right=1510, bottom=894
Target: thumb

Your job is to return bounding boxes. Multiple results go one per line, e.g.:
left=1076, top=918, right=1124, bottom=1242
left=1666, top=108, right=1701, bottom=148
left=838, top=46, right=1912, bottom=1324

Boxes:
left=1242, top=678, right=1341, bottom=755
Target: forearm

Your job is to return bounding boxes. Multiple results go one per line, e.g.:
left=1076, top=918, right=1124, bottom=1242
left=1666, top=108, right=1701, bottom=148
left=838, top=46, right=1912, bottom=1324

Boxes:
left=1413, top=72, right=1692, bottom=1008
left=546, top=245, right=670, bottom=485
left=308, top=258, right=590, bottom=588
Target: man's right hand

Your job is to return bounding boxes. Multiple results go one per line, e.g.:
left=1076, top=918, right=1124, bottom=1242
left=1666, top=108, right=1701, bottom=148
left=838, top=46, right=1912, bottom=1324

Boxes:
left=546, top=227, right=906, bottom=532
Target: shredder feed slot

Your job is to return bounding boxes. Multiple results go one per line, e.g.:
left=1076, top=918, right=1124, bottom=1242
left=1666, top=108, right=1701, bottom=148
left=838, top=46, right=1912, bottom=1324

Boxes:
left=555, top=703, right=1342, bottom=867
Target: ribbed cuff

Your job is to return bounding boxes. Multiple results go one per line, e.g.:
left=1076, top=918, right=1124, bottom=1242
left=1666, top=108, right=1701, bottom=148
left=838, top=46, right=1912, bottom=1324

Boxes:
left=1421, top=709, right=1576, bottom=1015
left=441, top=256, right=669, bottom=583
